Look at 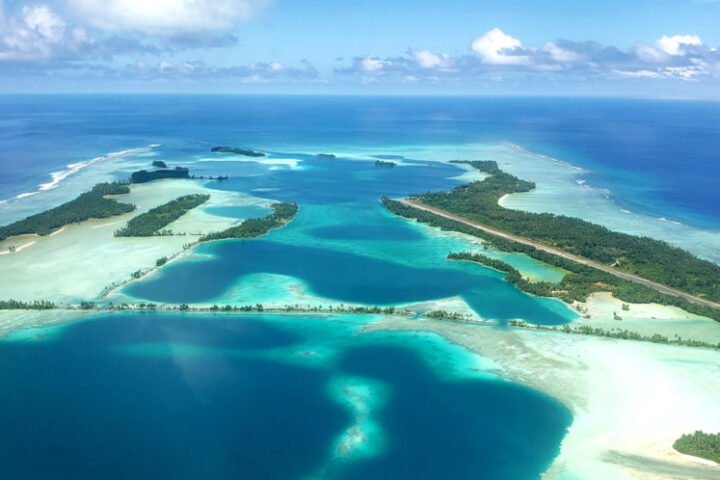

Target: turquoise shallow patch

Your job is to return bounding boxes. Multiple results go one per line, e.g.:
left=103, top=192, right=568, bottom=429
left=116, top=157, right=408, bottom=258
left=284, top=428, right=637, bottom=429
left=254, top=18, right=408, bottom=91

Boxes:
left=204, top=204, right=272, bottom=219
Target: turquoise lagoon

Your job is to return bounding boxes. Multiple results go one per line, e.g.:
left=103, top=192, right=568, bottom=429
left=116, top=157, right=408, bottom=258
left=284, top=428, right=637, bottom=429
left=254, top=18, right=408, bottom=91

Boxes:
left=125, top=155, right=575, bottom=326
left=0, top=312, right=571, bottom=479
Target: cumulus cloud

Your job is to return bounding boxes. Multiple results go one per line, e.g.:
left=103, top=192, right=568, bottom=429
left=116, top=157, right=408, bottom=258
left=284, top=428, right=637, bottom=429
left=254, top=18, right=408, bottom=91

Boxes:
left=359, top=55, right=388, bottom=72
left=336, top=29, right=720, bottom=86
left=657, top=34, right=702, bottom=55
left=67, top=0, right=269, bottom=36
left=118, top=58, right=321, bottom=83
left=544, top=42, right=581, bottom=63
left=471, top=28, right=529, bottom=65
left=0, top=4, right=90, bottom=60
left=0, top=3, right=169, bottom=62
left=409, top=49, right=453, bottom=70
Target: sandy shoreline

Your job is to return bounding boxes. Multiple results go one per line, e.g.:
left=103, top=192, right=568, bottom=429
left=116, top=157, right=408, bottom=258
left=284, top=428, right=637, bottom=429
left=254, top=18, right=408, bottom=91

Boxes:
left=0, top=179, right=276, bottom=303
left=364, top=315, right=720, bottom=480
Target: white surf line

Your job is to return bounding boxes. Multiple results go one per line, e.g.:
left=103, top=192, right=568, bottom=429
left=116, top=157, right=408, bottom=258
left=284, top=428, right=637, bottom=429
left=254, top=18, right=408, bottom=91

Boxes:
left=7, top=144, right=160, bottom=203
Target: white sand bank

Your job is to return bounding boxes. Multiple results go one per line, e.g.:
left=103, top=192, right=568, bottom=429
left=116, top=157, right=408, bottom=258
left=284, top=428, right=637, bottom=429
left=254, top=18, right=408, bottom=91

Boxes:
left=573, top=292, right=720, bottom=345
left=368, top=316, right=720, bottom=480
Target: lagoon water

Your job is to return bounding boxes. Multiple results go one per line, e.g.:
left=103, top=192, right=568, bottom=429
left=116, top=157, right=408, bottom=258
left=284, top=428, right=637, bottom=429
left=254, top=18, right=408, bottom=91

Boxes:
left=125, top=156, right=573, bottom=324
left=0, top=313, right=571, bottom=479
left=2, top=95, right=720, bottom=478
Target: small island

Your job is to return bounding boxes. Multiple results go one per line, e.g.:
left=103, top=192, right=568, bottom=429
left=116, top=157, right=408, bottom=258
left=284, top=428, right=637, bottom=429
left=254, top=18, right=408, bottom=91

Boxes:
left=152, top=160, right=168, bottom=168
left=200, top=202, right=298, bottom=242
left=130, top=167, right=190, bottom=184
left=316, top=153, right=336, bottom=158
left=374, top=160, right=396, bottom=167
left=211, top=146, right=266, bottom=157
left=0, top=182, right=135, bottom=241
left=114, top=194, right=210, bottom=237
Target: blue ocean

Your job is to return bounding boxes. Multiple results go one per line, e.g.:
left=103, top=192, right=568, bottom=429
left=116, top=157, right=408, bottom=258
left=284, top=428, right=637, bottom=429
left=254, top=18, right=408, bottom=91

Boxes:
left=1, top=95, right=719, bottom=479
left=2, top=95, right=719, bottom=227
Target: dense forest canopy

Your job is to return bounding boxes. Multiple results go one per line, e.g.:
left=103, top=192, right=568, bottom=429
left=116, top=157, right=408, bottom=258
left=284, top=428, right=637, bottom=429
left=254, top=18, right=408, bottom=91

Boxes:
left=211, top=146, right=265, bottom=157
left=200, top=202, right=298, bottom=242
left=673, top=431, right=720, bottom=463
left=0, top=182, right=134, bottom=241
left=114, top=194, right=210, bottom=237
left=383, top=197, right=720, bottom=321
left=412, top=160, right=720, bottom=303
left=130, top=167, right=190, bottom=184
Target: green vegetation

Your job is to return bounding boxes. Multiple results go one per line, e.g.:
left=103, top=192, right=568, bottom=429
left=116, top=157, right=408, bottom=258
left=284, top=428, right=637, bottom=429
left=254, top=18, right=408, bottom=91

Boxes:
left=410, top=160, right=720, bottom=303
left=108, top=302, right=411, bottom=316
left=383, top=196, right=720, bottom=321
left=447, top=249, right=720, bottom=321
left=673, top=431, right=720, bottom=463
left=375, top=160, right=396, bottom=167
left=316, top=153, right=336, bottom=158
left=130, top=167, right=190, bottom=183
left=211, top=146, right=265, bottom=157
left=200, top=202, right=298, bottom=242
left=0, top=182, right=134, bottom=241
left=425, top=310, right=471, bottom=322
left=156, top=256, right=168, bottom=267
left=0, top=299, right=56, bottom=310
left=509, top=320, right=720, bottom=350
left=152, top=160, right=168, bottom=168
left=115, top=194, right=210, bottom=237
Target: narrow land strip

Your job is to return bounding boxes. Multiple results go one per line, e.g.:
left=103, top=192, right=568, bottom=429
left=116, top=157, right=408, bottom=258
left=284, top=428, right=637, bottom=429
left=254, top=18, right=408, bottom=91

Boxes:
left=398, top=198, right=720, bottom=311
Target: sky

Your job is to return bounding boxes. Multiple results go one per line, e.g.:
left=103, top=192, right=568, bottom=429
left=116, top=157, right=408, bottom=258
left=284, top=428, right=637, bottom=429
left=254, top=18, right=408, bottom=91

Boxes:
left=1, top=0, right=720, bottom=97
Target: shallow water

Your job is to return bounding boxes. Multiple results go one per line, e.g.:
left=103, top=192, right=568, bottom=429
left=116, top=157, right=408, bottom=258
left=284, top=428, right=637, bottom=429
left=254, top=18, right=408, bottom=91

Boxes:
left=0, top=312, right=571, bottom=479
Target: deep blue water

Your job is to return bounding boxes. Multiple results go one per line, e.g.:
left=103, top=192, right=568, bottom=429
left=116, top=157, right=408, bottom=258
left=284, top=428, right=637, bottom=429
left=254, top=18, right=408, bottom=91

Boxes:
left=1, top=95, right=719, bottom=227
left=0, top=313, right=570, bottom=479
left=208, top=156, right=462, bottom=205
left=128, top=240, right=570, bottom=325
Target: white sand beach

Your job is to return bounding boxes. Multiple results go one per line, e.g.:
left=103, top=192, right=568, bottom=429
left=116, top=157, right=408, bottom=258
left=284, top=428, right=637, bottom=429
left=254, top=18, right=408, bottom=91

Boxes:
left=572, top=292, right=720, bottom=345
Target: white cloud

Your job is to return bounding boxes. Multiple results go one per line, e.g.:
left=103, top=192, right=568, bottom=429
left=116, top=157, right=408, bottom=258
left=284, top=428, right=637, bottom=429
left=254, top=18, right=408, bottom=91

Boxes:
left=0, top=4, right=91, bottom=60
left=634, top=43, right=669, bottom=63
left=23, top=5, right=66, bottom=42
left=544, top=42, right=581, bottom=63
left=656, top=34, right=702, bottom=55
left=612, top=69, right=662, bottom=78
left=360, top=55, right=388, bottom=72
left=471, top=28, right=529, bottom=65
left=68, top=0, right=269, bottom=35
left=409, top=49, right=452, bottom=69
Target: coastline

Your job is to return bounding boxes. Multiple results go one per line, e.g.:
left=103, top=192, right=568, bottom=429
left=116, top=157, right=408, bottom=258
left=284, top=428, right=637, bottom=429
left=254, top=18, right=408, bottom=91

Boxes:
left=365, top=315, right=720, bottom=480
left=403, top=142, right=720, bottom=263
